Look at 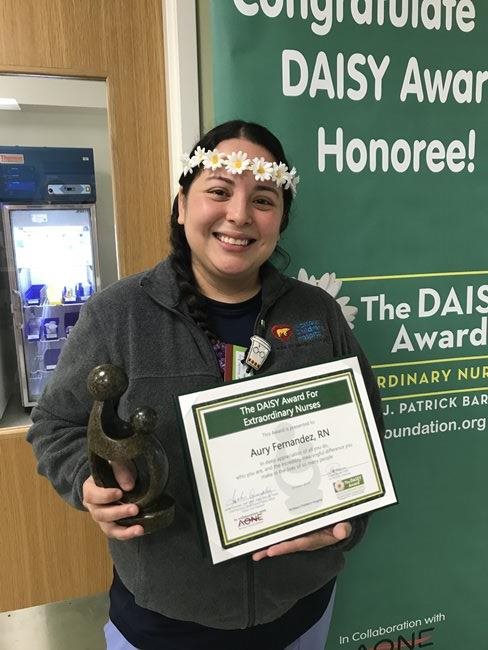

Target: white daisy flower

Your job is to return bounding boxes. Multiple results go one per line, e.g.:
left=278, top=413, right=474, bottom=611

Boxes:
left=181, top=153, right=194, bottom=176
left=284, top=166, right=297, bottom=190
left=251, top=157, right=273, bottom=181
left=203, top=149, right=225, bottom=170
left=224, top=151, right=250, bottom=175
left=192, top=146, right=207, bottom=165
left=297, top=268, right=358, bottom=329
left=271, top=162, right=288, bottom=187
left=290, top=174, right=300, bottom=196
left=181, top=149, right=300, bottom=193
left=284, top=167, right=300, bottom=196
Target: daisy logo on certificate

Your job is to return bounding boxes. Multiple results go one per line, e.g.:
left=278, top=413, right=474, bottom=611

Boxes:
left=333, top=480, right=345, bottom=493
left=297, top=269, right=358, bottom=329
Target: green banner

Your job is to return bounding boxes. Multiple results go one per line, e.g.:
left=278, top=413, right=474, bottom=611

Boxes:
left=200, top=1, right=487, bottom=647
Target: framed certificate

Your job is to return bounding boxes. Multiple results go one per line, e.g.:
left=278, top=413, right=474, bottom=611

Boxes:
left=178, top=357, right=396, bottom=564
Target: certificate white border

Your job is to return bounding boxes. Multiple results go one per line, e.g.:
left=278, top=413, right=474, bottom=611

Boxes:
left=178, top=357, right=397, bottom=564
left=195, top=370, right=383, bottom=547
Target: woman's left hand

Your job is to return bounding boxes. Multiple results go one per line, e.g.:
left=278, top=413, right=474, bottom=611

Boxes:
left=252, top=521, right=352, bottom=561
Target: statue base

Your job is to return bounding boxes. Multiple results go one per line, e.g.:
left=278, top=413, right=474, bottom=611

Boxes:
left=116, top=493, right=175, bottom=534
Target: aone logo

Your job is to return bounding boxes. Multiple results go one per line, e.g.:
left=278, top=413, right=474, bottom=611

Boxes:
left=355, top=626, right=434, bottom=649
left=238, top=512, right=263, bottom=528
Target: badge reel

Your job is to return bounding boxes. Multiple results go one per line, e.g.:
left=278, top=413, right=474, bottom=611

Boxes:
left=244, top=335, right=271, bottom=373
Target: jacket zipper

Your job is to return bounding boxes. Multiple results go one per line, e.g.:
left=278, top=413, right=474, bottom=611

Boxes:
left=244, top=311, right=269, bottom=628
left=254, top=314, right=266, bottom=338
left=247, top=556, right=256, bottom=627
left=170, top=305, right=260, bottom=627
left=148, top=290, right=278, bottom=628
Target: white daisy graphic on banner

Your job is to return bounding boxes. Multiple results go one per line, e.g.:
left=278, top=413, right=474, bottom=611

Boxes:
left=297, top=269, right=358, bottom=329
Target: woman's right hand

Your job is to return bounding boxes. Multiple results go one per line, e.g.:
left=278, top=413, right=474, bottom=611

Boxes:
left=82, top=461, right=144, bottom=540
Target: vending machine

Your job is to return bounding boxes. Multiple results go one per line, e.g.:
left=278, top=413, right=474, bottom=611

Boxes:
left=0, top=146, right=100, bottom=407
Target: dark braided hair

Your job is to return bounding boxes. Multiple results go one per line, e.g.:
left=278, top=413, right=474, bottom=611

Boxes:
left=170, top=120, right=295, bottom=341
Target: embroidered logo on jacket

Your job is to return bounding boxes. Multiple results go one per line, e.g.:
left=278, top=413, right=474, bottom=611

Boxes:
left=271, top=324, right=293, bottom=341
left=295, top=320, right=324, bottom=342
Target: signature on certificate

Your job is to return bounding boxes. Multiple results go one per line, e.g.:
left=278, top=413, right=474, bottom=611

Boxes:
left=225, top=486, right=275, bottom=507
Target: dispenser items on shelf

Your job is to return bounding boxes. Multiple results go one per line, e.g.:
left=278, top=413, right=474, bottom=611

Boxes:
left=62, top=285, right=77, bottom=303
left=44, top=348, right=61, bottom=371
left=42, top=318, right=59, bottom=340
left=64, top=312, right=79, bottom=337
left=77, top=282, right=93, bottom=302
left=2, top=204, right=100, bottom=406
left=25, top=317, right=42, bottom=341
left=24, top=284, right=46, bottom=305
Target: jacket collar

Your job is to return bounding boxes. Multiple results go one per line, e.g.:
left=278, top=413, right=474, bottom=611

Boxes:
left=139, top=257, right=181, bottom=309
left=139, top=256, right=292, bottom=312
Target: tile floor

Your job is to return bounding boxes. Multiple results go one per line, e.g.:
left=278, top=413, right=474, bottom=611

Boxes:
left=0, top=593, right=109, bottom=650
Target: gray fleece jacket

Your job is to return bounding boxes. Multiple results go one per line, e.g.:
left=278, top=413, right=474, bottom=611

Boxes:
left=28, top=258, right=383, bottom=630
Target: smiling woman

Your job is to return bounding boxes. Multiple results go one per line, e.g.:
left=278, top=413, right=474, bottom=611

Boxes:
left=27, top=119, right=384, bottom=650
left=177, top=138, right=285, bottom=302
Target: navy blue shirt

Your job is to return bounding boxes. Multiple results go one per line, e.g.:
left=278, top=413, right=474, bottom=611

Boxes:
left=206, top=290, right=262, bottom=348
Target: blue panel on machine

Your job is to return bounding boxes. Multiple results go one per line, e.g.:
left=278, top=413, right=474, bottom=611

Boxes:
left=0, top=146, right=96, bottom=203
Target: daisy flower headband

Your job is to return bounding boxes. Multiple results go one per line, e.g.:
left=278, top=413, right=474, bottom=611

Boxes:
left=180, top=147, right=300, bottom=196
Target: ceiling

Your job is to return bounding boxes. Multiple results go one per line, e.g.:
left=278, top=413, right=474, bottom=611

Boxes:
left=0, top=75, right=106, bottom=110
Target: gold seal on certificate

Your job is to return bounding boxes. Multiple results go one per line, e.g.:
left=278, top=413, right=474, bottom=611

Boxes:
left=178, top=357, right=396, bottom=564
